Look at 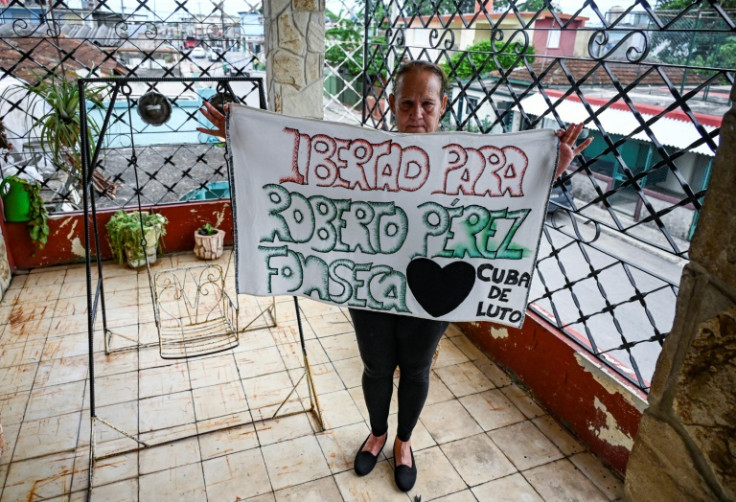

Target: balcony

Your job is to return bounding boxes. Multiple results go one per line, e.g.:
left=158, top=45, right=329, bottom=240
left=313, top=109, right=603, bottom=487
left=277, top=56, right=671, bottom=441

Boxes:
left=0, top=255, right=624, bottom=500
left=1, top=0, right=734, bottom=500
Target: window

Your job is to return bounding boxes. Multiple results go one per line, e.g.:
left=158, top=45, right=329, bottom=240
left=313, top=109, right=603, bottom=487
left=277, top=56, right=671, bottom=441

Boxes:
left=547, top=29, right=560, bottom=49
left=466, top=97, right=478, bottom=116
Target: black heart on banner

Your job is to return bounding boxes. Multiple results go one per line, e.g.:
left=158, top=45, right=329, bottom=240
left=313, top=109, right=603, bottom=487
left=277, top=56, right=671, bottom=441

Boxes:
left=406, top=258, right=476, bottom=317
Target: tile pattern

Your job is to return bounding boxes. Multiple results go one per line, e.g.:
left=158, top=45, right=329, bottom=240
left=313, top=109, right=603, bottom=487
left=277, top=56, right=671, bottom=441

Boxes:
left=0, top=260, right=623, bottom=501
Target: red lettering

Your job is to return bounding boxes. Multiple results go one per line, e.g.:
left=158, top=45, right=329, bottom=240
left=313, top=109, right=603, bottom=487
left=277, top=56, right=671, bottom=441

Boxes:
left=279, top=129, right=435, bottom=193
left=337, top=139, right=372, bottom=190
left=473, top=146, right=505, bottom=196
left=375, top=142, right=402, bottom=191
left=496, top=146, right=527, bottom=197
left=437, top=145, right=485, bottom=195
left=279, top=127, right=308, bottom=184
left=308, top=135, right=340, bottom=187
left=437, top=144, right=528, bottom=197
left=398, top=146, right=430, bottom=192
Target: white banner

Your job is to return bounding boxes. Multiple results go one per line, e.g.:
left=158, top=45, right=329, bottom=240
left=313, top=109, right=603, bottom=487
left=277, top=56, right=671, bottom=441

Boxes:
left=228, top=106, right=559, bottom=327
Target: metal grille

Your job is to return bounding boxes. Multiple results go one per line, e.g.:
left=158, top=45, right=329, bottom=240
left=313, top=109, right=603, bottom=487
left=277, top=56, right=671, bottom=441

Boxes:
left=0, top=0, right=264, bottom=209
left=363, top=0, right=734, bottom=392
left=324, top=0, right=368, bottom=125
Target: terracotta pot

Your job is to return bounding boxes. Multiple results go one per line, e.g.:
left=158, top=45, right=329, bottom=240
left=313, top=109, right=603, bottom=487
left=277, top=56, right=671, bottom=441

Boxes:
left=194, top=228, right=225, bottom=260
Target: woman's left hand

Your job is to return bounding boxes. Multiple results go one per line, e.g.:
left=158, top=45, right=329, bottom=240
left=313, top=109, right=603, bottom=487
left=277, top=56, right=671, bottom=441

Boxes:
left=197, top=101, right=228, bottom=139
left=556, top=123, right=593, bottom=177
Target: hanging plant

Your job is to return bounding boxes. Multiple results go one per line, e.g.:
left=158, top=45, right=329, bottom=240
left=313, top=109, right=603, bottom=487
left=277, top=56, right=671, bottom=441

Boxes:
left=21, top=73, right=107, bottom=178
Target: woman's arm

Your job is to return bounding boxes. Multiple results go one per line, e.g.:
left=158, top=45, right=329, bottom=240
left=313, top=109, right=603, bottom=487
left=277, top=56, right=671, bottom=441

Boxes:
left=197, top=101, right=228, bottom=138
left=556, top=123, right=593, bottom=177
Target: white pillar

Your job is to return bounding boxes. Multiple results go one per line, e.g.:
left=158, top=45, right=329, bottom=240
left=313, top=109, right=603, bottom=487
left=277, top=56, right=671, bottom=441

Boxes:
left=264, top=0, right=325, bottom=119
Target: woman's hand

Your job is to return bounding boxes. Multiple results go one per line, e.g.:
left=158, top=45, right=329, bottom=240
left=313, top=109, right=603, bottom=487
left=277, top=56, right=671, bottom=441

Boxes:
left=556, top=123, right=593, bottom=177
left=197, top=101, right=228, bottom=138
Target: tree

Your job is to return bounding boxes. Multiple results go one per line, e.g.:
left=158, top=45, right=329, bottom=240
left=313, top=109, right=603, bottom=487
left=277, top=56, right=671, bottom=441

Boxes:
left=403, top=0, right=477, bottom=15
left=325, top=9, right=389, bottom=78
left=651, top=1, right=736, bottom=70
left=441, top=38, right=535, bottom=79
left=656, top=0, right=736, bottom=8
left=493, top=0, right=560, bottom=12
left=325, top=10, right=363, bottom=76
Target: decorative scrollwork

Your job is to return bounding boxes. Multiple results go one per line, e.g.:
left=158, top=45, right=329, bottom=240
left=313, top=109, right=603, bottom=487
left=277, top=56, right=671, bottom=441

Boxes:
left=11, top=18, right=30, bottom=36
left=120, top=83, right=133, bottom=97
left=143, top=22, right=158, bottom=39
left=490, top=29, right=505, bottom=47
left=115, top=21, right=131, bottom=38
left=386, top=27, right=405, bottom=47
left=588, top=29, right=650, bottom=62
left=429, top=28, right=455, bottom=50
left=46, top=21, right=61, bottom=38
left=206, top=23, right=222, bottom=40
left=490, top=29, right=530, bottom=56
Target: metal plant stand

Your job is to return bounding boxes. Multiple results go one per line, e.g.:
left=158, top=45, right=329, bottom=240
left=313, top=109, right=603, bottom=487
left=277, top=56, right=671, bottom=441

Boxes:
left=78, top=76, right=324, bottom=491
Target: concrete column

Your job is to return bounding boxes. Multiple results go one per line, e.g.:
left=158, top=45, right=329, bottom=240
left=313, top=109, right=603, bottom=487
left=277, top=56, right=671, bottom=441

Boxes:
left=623, top=84, right=736, bottom=500
left=264, top=0, right=324, bottom=119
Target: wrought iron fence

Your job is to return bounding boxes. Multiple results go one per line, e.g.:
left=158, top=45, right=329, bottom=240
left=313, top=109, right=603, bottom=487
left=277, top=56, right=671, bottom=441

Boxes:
left=0, top=0, right=264, bottom=209
left=361, top=0, right=734, bottom=392
left=324, top=0, right=369, bottom=125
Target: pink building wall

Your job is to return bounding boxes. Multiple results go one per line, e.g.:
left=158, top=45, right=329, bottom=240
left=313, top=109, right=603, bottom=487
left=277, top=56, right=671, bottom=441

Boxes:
left=533, top=17, right=583, bottom=58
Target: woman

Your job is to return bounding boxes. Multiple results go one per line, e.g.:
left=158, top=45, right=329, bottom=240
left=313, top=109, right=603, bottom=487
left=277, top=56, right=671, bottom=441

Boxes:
left=199, top=61, right=591, bottom=492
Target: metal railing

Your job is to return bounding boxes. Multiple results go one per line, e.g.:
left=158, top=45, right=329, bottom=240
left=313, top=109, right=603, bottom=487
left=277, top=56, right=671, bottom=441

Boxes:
left=0, top=0, right=265, bottom=209
left=360, top=0, right=733, bottom=392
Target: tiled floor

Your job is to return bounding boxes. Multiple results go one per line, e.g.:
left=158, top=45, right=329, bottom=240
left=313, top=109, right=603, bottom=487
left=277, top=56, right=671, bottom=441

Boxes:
left=0, top=252, right=624, bottom=501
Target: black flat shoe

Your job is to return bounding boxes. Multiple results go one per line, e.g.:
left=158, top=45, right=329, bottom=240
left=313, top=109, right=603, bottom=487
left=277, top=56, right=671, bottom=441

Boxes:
left=354, top=434, right=387, bottom=476
left=394, top=446, right=417, bottom=492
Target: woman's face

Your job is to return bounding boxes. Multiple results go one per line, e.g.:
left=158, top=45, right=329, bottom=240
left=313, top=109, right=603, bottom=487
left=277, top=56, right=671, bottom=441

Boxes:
left=389, top=69, right=448, bottom=134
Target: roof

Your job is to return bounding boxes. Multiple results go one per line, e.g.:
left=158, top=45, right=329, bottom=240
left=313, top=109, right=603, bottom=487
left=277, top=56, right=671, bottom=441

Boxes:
left=516, top=90, right=720, bottom=157
left=399, top=10, right=587, bottom=28
left=0, top=26, right=123, bottom=82
left=520, top=58, right=709, bottom=88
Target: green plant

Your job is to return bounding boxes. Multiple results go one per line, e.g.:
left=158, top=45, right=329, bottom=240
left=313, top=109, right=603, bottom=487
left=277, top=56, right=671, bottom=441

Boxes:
left=197, top=223, right=218, bottom=236
left=2, top=175, right=49, bottom=250
left=325, top=9, right=388, bottom=79
left=106, top=210, right=167, bottom=265
left=3, top=74, right=107, bottom=181
left=442, top=39, right=535, bottom=79
left=29, top=75, right=106, bottom=176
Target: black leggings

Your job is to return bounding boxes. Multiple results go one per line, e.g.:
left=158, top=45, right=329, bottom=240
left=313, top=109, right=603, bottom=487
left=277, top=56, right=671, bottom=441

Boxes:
left=349, top=308, right=448, bottom=442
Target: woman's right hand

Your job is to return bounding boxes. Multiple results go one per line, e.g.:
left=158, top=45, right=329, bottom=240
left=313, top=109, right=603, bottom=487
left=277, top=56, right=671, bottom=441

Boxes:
left=197, top=101, right=228, bottom=139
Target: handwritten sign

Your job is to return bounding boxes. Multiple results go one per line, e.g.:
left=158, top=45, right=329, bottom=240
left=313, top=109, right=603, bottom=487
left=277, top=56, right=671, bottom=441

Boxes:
left=228, top=106, right=559, bottom=327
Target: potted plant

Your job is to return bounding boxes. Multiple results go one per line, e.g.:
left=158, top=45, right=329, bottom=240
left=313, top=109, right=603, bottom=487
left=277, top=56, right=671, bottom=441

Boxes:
left=22, top=74, right=106, bottom=178
left=0, top=175, right=49, bottom=250
left=193, top=222, right=225, bottom=260
left=2, top=73, right=115, bottom=205
left=106, top=210, right=167, bottom=268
